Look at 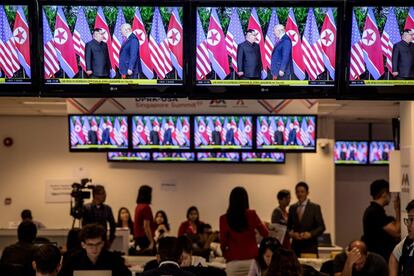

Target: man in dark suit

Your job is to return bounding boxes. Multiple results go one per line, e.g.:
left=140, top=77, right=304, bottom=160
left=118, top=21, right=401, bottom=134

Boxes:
left=271, top=24, right=293, bottom=80
left=149, top=124, right=160, bottom=145
left=287, top=122, right=298, bottom=145
left=288, top=182, right=326, bottom=257
left=237, top=29, right=263, bottom=80
left=274, top=121, right=284, bottom=145
left=87, top=125, right=98, bottom=145
left=119, top=23, right=142, bottom=79
left=392, top=29, right=414, bottom=80
left=163, top=123, right=173, bottom=145
left=101, top=123, right=111, bottom=145
left=85, top=28, right=111, bottom=78
left=211, top=124, right=222, bottom=145
left=225, top=123, right=235, bottom=145
left=140, top=237, right=195, bottom=276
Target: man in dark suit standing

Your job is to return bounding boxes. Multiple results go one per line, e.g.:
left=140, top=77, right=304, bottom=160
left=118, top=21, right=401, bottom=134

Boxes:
left=163, top=123, right=173, bottom=145
left=288, top=182, right=326, bottom=257
left=140, top=237, right=195, bottom=276
left=392, top=29, right=414, bottom=80
left=271, top=24, right=293, bottom=80
left=85, top=28, right=111, bottom=78
left=237, top=29, right=263, bottom=80
left=101, top=123, right=111, bottom=145
left=211, top=124, right=222, bottom=145
left=119, top=23, right=142, bottom=79
left=225, top=123, right=235, bottom=145
left=287, top=122, right=297, bottom=145
left=274, top=121, right=284, bottom=145
left=87, top=125, right=98, bottom=145
left=149, top=124, right=160, bottom=145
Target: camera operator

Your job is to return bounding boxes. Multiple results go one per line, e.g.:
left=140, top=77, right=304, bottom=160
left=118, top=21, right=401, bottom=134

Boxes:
left=82, top=185, right=116, bottom=245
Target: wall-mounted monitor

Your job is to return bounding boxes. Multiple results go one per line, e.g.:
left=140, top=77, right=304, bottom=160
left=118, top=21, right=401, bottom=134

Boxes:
left=241, top=152, right=285, bottom=163
left=132, top=115, right=191, bottom=150
left=153, top=152, right=195, bottom=162
left=190, top=0, right=342, bottom=98
left=0, top=2, right=36, bottom=95
left=39, top=1, right=187, bottom=97
left=256, top=115, right=316, bottom=152
left=334, top=141, right=368, bottom=165
left=107, top=152, right=151, bottom=162
left=194, top=115, right=253, bottom=150
left=196, top=152, right=240, bottom=162
left=69, top=115, right=129, bottom=151
left=343, top=1, right=414, bottom=99
left=369, top=141, right=395, bottom=165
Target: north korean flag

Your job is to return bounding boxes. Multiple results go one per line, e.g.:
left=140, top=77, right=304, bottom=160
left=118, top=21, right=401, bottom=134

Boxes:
left=286, top=8, right=306, bottom=80
left=404, top=7, right=414, bottom=33
left=320, top=8, right=336, bottom=80
left=248, top=8, right=266, bottom=79
left=167, top=8, right=183, bottom=79
left=361, top=8, right=384, bottom=80
left=206, top=8, right=230, bottom=80
left=95, top=7, right=116, bottom=78
left=132, top=8, right=154, bottom=79
left=54, top=7, right=78, bottom=78
left=13, top=6, right=30, bottom=77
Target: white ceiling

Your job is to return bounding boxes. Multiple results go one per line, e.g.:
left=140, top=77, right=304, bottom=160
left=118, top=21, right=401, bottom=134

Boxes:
left=0, top=97, right=400, bottom=122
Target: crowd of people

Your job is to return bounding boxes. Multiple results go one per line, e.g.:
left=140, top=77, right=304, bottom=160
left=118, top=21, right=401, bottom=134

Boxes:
left=0, top=179, right=413, bottom=276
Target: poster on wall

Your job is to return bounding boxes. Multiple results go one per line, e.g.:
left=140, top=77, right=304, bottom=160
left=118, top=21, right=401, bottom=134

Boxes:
left=45, top=179, right=73, bottom=203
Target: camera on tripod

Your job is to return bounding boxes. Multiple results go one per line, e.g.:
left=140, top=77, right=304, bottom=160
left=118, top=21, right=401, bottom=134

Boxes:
left=70, top=178, right=94, bottom=221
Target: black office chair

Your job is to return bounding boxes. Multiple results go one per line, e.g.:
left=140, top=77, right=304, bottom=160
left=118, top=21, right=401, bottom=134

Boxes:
left=0, top=263, right=28, bottom=276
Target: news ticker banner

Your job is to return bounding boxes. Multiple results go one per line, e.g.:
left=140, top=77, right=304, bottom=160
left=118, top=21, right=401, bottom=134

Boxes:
left=350, top=80, right=414, bottom=86
left=46, top=79, right=183, bottom=85
left=66, top=98, right=318, bottom=115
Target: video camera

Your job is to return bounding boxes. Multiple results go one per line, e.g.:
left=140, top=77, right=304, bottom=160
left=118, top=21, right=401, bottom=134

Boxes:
left=70, top=178, right=94, bottom=220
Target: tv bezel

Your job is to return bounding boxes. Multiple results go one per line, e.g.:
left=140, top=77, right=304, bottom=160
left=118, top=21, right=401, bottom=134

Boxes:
left=341, top=0, right=414, bottom=100
left=368, top=140, right=395, bottom=166
left=334, top=140, right=369, bottom=166
left=38, top=0, right=189, bottom=98
left=68, top=114, right=130, bottom=152
left=241, top=151, right=286, bottom=164
left=255, top=114, right=318, bottom=153
left=192, top=114, right=255, bottom=152
left=0, top=0, right=38, bottom=96
left=188, top=0, right=344, bottom=99
left=131, top=114, right=193, bottom=151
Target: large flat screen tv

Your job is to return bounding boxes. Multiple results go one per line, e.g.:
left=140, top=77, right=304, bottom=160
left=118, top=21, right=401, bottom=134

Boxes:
left=69, top=115, right=129, bottom=151
left=369, top=141, right=395, bottom=165
left=241, top=152, right=285, bottom=163
left=256, top=115, right=316, bottom=152
left=107, top=152, right=151, bottom=162
left=132, top=115, right=191, bottom=150
left=39, top=1, right=187, bottom=97
left=196, top=152, right=240, bottom=162
left=0, top=2, right=36, bottom=95
left=334, top=141, right=368, bottom=165
left=153, top=152, right=195, bottom=162
left=194, top=115, right=253, bottom=150
left=190, top=0, right=342, bottom=98
left=343, top=1, right=414, bottom=99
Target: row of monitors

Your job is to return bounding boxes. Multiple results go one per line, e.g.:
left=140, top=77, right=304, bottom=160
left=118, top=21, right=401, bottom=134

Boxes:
left=69, top=114, right=317, bottom=152
left=334, top=141, right=396, bottom=165
left=2, top=0, right=414, bottom=99
left=108, top=151, right=285, bottom=163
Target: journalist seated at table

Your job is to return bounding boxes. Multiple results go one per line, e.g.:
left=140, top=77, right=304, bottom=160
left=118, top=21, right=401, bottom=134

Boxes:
left=58, top=223, right=131, bottom=276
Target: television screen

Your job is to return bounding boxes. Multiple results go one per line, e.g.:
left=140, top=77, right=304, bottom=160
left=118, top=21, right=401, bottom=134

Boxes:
left=132, top=116, right=191, bottom=150
left=0, top=4, right=32, bottom=88
left=194, top=116, right=253, bottom=150
left=194, top=5, right=338, bottom=89
left=153, top=152, right=195, bottom=162
left=334, top=141, right=368, bottom=165
left=256, top=115, right=316, bottom=151
left=108, top=152, right=151, bottom=161
left=40, top=4, right=184, bottom=95
left=69, top=115, right=129, bottom=151
left=369, top=141, right=395, bottom=165
left=347, top=5, right=414, bottom=88
left=196, top=152, right=240, bottom=162
left=241, top=152, right=285, bottom=163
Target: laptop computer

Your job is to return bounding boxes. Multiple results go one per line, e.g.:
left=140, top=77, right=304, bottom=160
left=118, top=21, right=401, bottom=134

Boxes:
left=317, top=233, right=333, bottom=247
left=73, top=271, right=112, bottom=276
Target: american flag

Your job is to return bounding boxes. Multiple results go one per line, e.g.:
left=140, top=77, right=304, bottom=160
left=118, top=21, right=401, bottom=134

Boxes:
left=350, top=10, right=365, bottom=80
left=149, top=7, right=172, bottom=79
left=0, top=5, right=20, bottom=78
left=237, top=117, right=248, bottom=146
left=73, top=6, right=92, bottom=73
left=175, top=118, right=186, bottom=146
left=264, top=8, right=279, bottom=72
left=196, top=11, right=211, bottom=80
left=225, top=8, right=244, bottom=73
left=302, top=8, right=325, bottom=80
left=70, top=118, right=78, bottom=146
left=112, top=7, right=126, bottom=69
left=113, top=117, right=125, bottom=146
left=82, top=117, right=90, bottom=140
left=381, top=7, right=401, bottom=72
left=42, top=9, right=59, bottom=78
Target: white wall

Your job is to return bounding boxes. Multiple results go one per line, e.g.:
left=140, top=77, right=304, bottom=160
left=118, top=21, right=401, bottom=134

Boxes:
left=0, top=116, right=334, bottom=239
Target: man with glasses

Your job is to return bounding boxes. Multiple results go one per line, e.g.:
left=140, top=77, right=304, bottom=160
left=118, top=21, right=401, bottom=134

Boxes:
left=389, top=199, right=414, bottom=276
left=392, top=29, right=414, bottom=80
left=59, top=224, right=130, bottom=275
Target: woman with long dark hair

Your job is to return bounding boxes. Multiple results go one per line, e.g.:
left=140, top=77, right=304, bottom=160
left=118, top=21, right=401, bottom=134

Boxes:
left=265, top=248, right=303, bottom=276
left=178, top=206, right=203, bottom=238
left=116, top=207, right=134, bottom=234
left=134, top=185, right=156, bottom=252
left=154, top=210, right=170, bottom=241
left=220, top=186, right=269, bottom=276
left=248, top=237, right=281, bottom=276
